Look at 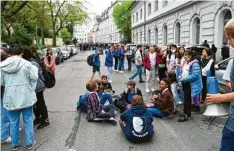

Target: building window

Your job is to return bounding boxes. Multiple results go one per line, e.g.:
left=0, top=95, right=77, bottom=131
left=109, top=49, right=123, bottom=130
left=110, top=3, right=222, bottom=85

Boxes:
left=175, top=22, right=181, bottom=44
left=223, top=10, right=232, bottom=44
left=136, top=33, right=138, bottom=44
left=195, top=19, right=200, bottom=44
left=136, top=12, right=138, bottom=22
left=163, top=25, right=168, bottom=45
left=155, top=28, right=158, bottom=44
left=133, top=15, right=134, bottom=23
left=140, top=31, right=142, bottom=44
left=140, top=9, right=142, bottom=19
left=155, top=0, right=158, bottom=11
left=162, top=0, right=168, bottom=7
left=148, top=3, right=151, bottom=15
left=148, top=30, right=151, bottom=44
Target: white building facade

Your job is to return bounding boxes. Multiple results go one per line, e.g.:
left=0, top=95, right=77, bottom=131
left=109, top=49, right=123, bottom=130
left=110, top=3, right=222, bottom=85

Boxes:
left=73, top=25, right=88, bottom=43
left=94, top=1, right=123, bottom=43
left=131, top=0, right=234, bottom=56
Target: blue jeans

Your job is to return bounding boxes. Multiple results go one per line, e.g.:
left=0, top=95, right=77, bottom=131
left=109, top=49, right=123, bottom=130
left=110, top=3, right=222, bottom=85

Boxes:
left=220, top=127, right=234, bottom=151
left=118, top=58, right=124, bottom=71
left=1, top=98, right=10, bottom=141
left=130, top=65, right=143, bottom=81
left=147, top=107, right=166, bottom=117
left=8, top=106, right=34, bottom=146
left=100, top=92, right=113, bottom=107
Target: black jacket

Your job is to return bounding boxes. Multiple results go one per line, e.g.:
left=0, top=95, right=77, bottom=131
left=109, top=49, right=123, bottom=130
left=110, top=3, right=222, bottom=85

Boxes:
left=221, top=47, right=230, bottom=58
left=120, top=88, right=143, bottom=103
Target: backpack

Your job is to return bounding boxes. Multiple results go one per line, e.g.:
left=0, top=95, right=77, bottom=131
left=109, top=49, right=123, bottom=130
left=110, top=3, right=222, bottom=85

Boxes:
left=41, top=67, right=56, bottom=88
left=77, top=93, right=89, bottom=112
left=87, top=54, right=94, bottom=66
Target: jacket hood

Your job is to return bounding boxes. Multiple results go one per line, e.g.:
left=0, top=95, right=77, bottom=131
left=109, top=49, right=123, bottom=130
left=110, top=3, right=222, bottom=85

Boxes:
left=131, top=105, right=146, bottom=115
left=0, top=56, right=26, bottom=74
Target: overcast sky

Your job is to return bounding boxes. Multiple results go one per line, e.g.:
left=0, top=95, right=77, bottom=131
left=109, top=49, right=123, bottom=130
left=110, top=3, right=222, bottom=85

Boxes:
left=83, top=0, right=116, bottom=30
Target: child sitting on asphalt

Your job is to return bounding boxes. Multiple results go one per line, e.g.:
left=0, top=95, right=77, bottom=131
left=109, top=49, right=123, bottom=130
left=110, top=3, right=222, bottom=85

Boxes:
left=86, top=81, right=117, bottom=125
left=95, top=78, right=113, bottom=107
left=120, top=95, right=154, bottom=143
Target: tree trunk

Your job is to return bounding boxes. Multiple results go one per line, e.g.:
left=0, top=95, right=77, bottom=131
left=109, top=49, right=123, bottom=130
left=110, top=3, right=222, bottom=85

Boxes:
left=52, top=21, right=56, bottom=46
left=41, top=29, right=45, bottom=45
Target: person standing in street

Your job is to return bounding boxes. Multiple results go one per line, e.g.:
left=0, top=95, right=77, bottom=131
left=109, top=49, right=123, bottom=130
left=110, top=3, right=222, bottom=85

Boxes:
left=44, top=48, right=56, bottom=72
left=200, top=48, right=215, bottom=106
left=90, top=48, right=102, bottom=81
left=207, top=19, right=234, bottom=151
left=118, top=45, right=125, bottom=73
left=211, top=44, right=217, bottom=61
left=105, top=44, right=114, bottom=83
left=166, top=44, right=177, bottom=72
left=23, top=47, right=50, bottom=129
left=113, top=44, right=119, bottom=71
left=201, top=40, right=210, bottom=49
left=156, top=48, right=167, bottom=81
left=125, top=46, right=133, bottom=71
left=143, top=46, right=157, bottom=93
left=221, top=43, right=230, bottom=60
left=1, top=48, right=11, bottom=144
left=178, top=50, right=203, bottom=122
left=1, top=45, right=38, bottom=150
left=129, top=45, right=145, bottom=83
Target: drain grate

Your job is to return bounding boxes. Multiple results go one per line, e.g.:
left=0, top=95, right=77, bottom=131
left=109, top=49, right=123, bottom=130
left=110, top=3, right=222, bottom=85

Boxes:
left=71, top=59, right=86, bottom=62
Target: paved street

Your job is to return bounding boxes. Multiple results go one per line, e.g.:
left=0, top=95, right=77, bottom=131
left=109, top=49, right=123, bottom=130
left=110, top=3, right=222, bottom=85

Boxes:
left=2, top=51, right=224, bottom=151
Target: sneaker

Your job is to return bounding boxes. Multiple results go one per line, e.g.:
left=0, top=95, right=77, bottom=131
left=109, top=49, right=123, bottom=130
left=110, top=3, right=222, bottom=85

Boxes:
left=12, top=145, right=19, bottom=151
left=139, top=80, right=145, bottom=83
left=129, top=78, right=133, bottom=80
left=119, top=71, right=124, bottom=73
left=151, top=88, right=155, bottom=92
left=26, top=140, right=36, bottom=150
left=156, top=77, right=160, bottom=82
left=37, top=119, right=50, bottom=129
left=1, top=137, right=12, bottom=144
left=116, top=70, right=119, bottom=73
left=146, top=88, right=150, bottom=93
left=106, top=117, right=117, bottom=125
left=178, top=114, right=188, bottom=122
left=108, top=79, right=113, bottom=83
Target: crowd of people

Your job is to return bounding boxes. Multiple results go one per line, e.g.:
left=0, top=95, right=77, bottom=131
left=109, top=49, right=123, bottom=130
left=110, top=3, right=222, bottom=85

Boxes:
left=1, top=46, right=56, bottom=150
left=79, top=19, right=234, bottom=149
left=1, top=18, right=234, bottom=150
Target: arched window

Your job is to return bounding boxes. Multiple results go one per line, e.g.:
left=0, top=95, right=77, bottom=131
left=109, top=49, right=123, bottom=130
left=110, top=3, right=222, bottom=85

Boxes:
left=140, top=31, right=142, bottom=44
left=175, top=22, right=181, bottom=44
left=155, top=28, right=158, bottom=44
left=136, top=33, right=138, bottom=44
left=163, top=25, right=168, bottom=45
left=223, top=10, right=232, bottom=44
left=148, top=30, right=151, bottom=44
left=195, top=19, right=200, bottom=44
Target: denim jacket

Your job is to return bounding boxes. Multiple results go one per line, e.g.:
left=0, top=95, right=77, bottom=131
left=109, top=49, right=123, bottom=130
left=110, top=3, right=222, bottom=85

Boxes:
left=1, top=56, right=38, bottom=110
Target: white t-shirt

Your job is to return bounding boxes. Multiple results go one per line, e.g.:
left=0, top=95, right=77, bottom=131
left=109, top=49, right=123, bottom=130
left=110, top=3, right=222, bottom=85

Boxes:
left=135, top=50, right=142, bottom=65
left=149, top=53, right=156, bottom=67
left=223, top=59, right=233, bottom=81
left=166, top=53, right=176, bottom=71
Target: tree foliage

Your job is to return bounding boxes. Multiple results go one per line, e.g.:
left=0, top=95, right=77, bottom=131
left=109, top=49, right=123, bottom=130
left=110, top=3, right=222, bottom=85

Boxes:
left=112, top=1, right=133, bottom=43
left=59, top=28, right=71, bottom=45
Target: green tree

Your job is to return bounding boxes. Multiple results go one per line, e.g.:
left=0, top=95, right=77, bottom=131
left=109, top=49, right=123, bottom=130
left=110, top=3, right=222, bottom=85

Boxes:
left=112, top=1, right=133, bottom=43
left=59, top=28, right=71, bottom=45
left=47, top=0, right=88, bottom=46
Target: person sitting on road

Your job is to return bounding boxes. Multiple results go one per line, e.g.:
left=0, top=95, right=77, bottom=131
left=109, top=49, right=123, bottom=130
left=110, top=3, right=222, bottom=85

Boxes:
left=86, top=81, right=117, bottom=125
left=114, top=80, right=142, bottom=113
left=120, top=95, right=154, bottom=143
left=146, top=78, right=174, bottom=118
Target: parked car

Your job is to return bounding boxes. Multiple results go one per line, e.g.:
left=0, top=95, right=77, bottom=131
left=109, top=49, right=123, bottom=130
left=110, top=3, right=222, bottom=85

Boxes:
left=215, top=56, right=233, bottom=94
left=71, top=45, right=78, bottom=55
left=1, top=42, right=10, bottom=50
left=61, top=46, right=70, bottom=59
left=54, top=47, right=64, bottom=64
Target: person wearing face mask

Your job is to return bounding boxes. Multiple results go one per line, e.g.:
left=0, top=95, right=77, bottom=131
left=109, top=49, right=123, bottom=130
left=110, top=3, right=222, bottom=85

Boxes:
left=166, top=44, right=177, bottom=72
left=156, top=48, right=167, bottom=81
left=44, top=48, right=56, bottom=72
left=207, top=19, right=234, bottom=151
left=178, top=49, right=203, bottom=122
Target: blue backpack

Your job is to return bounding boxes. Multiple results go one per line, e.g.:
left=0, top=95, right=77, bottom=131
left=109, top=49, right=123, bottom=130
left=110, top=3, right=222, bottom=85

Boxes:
left=77, top=92, right=89, bottom=112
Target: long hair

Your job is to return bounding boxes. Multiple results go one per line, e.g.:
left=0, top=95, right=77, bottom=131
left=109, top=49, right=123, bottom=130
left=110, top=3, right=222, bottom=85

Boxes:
left=22, top=46, right=37, bottom=61
left=161, top=78, right=172, bottom=93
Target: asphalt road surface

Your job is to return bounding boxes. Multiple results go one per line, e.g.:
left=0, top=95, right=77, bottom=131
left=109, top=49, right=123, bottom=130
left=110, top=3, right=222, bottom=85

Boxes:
left=2, top=51, right=225, bottom=151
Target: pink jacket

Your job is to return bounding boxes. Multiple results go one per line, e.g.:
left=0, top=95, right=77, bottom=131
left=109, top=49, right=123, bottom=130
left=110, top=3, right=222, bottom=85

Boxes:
left=44, top=55, right=56, bottom=71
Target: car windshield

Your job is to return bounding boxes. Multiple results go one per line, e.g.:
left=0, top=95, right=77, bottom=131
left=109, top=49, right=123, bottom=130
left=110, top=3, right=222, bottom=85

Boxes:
left=218, top=58, right=233, bottom=70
